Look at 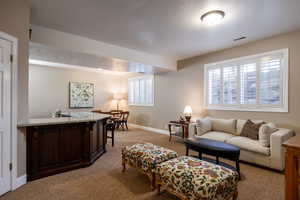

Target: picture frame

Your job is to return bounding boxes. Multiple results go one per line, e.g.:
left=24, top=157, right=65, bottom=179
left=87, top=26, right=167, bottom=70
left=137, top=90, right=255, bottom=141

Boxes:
left=69, top=82, right=94, bottom=108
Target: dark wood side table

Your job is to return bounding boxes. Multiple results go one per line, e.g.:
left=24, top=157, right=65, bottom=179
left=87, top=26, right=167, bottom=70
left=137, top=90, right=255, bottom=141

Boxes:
left=283, top=135, right=300, bottom=200
left=168, top=120, right=190, bottom=141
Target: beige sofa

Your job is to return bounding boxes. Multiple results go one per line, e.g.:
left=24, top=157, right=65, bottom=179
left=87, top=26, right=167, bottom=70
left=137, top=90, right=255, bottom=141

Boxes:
left=189, top=117, right=294, bottom=171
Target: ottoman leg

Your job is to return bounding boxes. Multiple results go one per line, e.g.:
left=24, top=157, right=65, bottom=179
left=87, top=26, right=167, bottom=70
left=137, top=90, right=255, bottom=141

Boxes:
left=122, top=159, right=126, bottom=172
left=151, top=173, right=156, bottom=190
left=198, top=152, right=202, bottom=159
left=233, top=190, right=238, bottom=200
left=236, top=159, right=241, bottom=179
left=157, top=183, right=161, bottom=195
left=186, top=146, right=189, bottom=156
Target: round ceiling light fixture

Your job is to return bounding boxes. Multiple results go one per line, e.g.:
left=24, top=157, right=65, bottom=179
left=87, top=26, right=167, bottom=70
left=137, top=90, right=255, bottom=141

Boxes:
left=201, top=10, right=225, bottom=25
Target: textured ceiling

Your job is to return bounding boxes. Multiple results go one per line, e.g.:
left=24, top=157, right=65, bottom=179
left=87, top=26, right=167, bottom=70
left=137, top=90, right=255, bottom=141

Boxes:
left=30, top=0, right=300, bottom=60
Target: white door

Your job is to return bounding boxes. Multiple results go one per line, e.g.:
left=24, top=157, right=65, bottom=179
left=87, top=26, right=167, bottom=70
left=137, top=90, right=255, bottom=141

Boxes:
left=0, top=38, right=12, bottom=195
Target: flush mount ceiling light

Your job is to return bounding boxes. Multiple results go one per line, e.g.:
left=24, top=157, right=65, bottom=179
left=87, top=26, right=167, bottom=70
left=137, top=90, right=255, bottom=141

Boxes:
left=201, top=10, right=225, bottom=25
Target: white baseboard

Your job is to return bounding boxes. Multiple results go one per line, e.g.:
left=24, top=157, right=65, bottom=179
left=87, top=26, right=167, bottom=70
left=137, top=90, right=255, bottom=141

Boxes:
left=14, top=174, right=27, bottom=190
left=128, top=123, right=169, bottom=135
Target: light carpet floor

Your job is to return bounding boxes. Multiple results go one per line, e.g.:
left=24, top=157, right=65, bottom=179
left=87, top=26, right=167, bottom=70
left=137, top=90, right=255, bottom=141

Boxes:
left=1, top=128, right=284, bottom=200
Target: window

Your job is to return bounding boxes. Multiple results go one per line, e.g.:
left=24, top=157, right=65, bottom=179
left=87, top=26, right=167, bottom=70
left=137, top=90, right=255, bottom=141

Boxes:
left=128, top=75, right=154, bottom=106
left=204, top=49, right=288, bottom=112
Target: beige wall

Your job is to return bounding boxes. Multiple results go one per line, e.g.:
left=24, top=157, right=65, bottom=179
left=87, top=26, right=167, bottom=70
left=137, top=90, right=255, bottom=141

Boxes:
left=129, top=30, right=300, bottom=133
left=0, top=0, right=30, bottom=176
left=29, top=65, right=129, bottom=118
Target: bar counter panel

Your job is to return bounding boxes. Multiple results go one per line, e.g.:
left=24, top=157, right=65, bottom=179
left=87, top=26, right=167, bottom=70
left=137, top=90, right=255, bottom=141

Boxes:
left=19, top=113, right=110, bottom=181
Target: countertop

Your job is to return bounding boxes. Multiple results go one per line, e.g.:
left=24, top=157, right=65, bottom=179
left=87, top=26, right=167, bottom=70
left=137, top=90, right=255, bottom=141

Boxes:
left=17, top=112, right=111, bottom=127
left=283, top=134, right=300, bottom=149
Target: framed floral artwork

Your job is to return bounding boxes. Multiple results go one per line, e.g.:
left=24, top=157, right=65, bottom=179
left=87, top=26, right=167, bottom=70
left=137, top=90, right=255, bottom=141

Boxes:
left=69, top=82, right=94, bottom=108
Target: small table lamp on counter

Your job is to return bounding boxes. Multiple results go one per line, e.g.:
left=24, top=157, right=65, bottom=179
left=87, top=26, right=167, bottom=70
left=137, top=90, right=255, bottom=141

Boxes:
left=113, top=93, right=124, bottom=111
left=183, top=105, right=192, bottom=122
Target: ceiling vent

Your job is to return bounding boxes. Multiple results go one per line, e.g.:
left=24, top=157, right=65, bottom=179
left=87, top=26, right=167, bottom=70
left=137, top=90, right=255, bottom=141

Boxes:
left=233, top=36, right=247, bottom=42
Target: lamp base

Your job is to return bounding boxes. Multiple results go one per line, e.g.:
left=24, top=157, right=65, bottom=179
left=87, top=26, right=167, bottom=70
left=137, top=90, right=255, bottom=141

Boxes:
left=185, top=116, right=191, bottom=122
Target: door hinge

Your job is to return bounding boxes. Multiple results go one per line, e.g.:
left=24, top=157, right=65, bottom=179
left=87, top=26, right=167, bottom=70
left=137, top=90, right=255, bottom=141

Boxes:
left=10, top=54, right=13, bottom=62
left=9, top=163, right=12, bottom=171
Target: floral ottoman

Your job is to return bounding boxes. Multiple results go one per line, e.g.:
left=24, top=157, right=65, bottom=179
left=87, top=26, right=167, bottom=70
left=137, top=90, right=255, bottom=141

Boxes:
left=155, top=156, right=239, bottom=200
left=121, top=143, right=178, bottom=189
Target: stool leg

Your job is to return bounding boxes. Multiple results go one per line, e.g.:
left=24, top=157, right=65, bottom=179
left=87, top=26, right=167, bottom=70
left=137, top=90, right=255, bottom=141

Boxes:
left=216, top=156, right=219, bottom=164
left=122, top=123, right=125, bottom=131
left=112, top=129, right=114, bottom=147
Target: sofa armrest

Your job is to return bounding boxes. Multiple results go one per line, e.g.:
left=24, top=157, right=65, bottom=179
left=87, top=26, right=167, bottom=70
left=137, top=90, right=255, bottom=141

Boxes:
left=188, top=122, right=210, bottom=138
left=270, top=128, right=295, bottom=170
left=188, top=123, right=197, bottom=138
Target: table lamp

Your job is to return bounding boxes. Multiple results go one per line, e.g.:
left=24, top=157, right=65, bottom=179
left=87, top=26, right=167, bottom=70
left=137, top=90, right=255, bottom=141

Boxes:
left=183, top=105, right=192, bottom=122
left=113, top=93, right=124, bottom=111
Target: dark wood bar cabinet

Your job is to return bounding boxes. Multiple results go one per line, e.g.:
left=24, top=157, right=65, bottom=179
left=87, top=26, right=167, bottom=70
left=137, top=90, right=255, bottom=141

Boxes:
left=19, top=114, right=109, bottom=181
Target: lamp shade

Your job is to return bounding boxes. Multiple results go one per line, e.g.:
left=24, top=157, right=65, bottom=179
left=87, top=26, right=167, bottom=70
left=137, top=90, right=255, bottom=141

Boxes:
left=183, top=105, right=192, bottom=116
left=113, top=93, right=124, bottom=100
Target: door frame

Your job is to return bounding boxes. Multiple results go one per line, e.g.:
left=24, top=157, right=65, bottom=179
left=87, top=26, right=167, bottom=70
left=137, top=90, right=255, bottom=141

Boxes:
left=0, top=31, right=19, bottom=191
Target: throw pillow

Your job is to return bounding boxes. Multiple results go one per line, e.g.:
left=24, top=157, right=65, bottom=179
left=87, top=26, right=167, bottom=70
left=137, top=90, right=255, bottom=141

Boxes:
left=236, top=119, right=264, bottom=135
left=259, top=123, right=278, bottom=147
left=195, top=118, right=212, bottom=136
left=240, top=120, right=265, bottom=140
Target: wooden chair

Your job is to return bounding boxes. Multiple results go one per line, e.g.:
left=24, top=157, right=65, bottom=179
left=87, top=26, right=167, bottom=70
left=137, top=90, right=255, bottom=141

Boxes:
left=105, top=120, right=116, bottom=146
left=110, top=110, right=123, bottom=112
left=108, top=110, right=121, bottom=118
left=116, top=111, right=129, bottom=131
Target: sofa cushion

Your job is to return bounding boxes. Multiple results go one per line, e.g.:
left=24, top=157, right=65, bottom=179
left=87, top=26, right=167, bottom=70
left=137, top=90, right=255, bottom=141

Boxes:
left=226, top=136, right=270, bottom=156
left=210, top=118, right=237, bottom=135
left=196, top=131, right=235, bottom=142
left=259, top=123, right=278, bottom=147
left=196, top=118, right=212, bottom=135
left=236, top=120, right=247, bottom=135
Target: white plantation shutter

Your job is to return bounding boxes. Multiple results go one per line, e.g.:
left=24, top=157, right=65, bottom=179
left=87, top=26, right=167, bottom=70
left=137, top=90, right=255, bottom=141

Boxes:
left=205, top=49, right=288, bottom=112
left=223, top=66, right=238, bottom=104
left=128, top=75, right=154, bottom=106
left=259, top=58, right=281, bottom=105
left=208, top=68, right=221, bottom=104
left=128, top=80, right=134, bottom=104
left=240, top=63, right=257, bottom=104
left=139, top=79, right=145, bottom=104
left=134, top=79, right=140, bottom=104
left=145, top=77, right=154, bottom=104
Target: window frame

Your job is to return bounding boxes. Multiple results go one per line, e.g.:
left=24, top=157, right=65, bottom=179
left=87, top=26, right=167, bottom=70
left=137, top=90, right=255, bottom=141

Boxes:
left=128, top=75, right=155, bottom=107
left=204, top=48, right=289, bottom=113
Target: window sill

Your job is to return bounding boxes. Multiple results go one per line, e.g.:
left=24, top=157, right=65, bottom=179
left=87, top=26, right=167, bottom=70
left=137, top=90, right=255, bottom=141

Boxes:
left=129, top=104, right=154, bottom=107
left=205, top=106, right=288, bottom=113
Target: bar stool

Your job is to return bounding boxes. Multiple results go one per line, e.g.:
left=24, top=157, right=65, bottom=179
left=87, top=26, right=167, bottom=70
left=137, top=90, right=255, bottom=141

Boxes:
left=105, top=121, right=116, bottom=146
